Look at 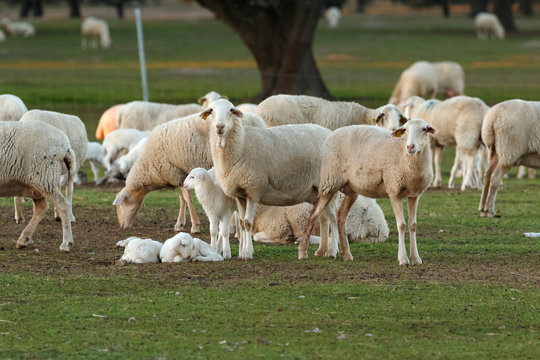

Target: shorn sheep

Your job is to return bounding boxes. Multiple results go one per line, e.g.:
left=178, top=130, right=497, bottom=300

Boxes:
left=0, top=121, right=76, bottom=252
left=202, top=99, right=339, bottom=260
left=402, top=95, right=489, bottom=190
left=389, top=61, right=438, bottom=106
left=95, top=104, right=121, bottom=140
left=255, top=94, right=407, bottom=131
left=81, top=16, right=111, bottom=49
left=479, top=99, right=540, bottom=217
left=160, top=232, right=223, bottom=262
left=116, top=101, right=202, bottom=131
left=475, top=12, right=505, bottom=40
left=0, top=94, right=28, bottom=121
left=116, top=237, right=163, bottom=265
left=298, top=119, right=437, bottom=264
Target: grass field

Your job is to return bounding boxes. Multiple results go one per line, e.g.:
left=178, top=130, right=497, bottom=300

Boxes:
left=0, top=3, right=539, bottom=359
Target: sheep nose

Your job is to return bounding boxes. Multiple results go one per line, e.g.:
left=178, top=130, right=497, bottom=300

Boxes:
left=407, top=144, right=415, bottom=151
left=216, top=124, right=224, bottom=134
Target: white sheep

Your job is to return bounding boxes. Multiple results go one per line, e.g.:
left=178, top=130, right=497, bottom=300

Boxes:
left=183, top=167, right=234, bottom=259
left=255, top=94, right=407, bottom=131
left=325, top=6, right=342, bottom=29
left=115, top=137, right=148, bottom=178
left=116, top=236, right=163, bottom=265
left=116, top=101, right=202, bottom=131
left=81, top=16, right=111, bottom=49
left=389, top=61, right=438, bottom=105
left=402, top=95, right=489, bottom=190
left=479, top=99, right=540, bottom=217
left=431, top=61, right=465, bottom=98
left=202, top=98, right=340, bottom=260
left=475, top=12, right=505, bottom=40
left=516, top=166, right=536, bottom=179
left=0, top=94, right=28, bottom=122
left=298, top=119, right=437, bottom=264
left=0, top=121, right=76, bottom=252
left=1, top=18, right=35, bottom=37
left=102, top=128, right=150, bottom=171
left=197, top=91, right=257, bottom=113
left=83, top=141, right=107, bottom=183
left=160, top=232, right=224, bottom=262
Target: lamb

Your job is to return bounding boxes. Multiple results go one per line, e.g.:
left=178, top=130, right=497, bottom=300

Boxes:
left=102, top=128, right=150, bottom=171
left=479, top=99, right=540, bottom=217
left=389, top=61, right=438, bottom=105
left=203, top=98, right=340, bottom=260
left=112, top=112, right=266, bottom=234
left=0, top=94, right=28, bottom=122
left=115, top=137, right=148, bottom=178
left=325, top=6, right=342, bottom=29
left=298, top=119, right=437, bottom=264
left=431, top=61, right=465, bottom=98
left=402, top=95, right=489, bottom=190
left=255, top=94, right=407, bottom=131
left=116, top=236, right=163, bottom=265
left=116, top=101, right=202, bottom=131
left=160, top=232, right=224, bottom=262
left=95, top=104, right=121, bottom=140
left=1, top=18, right=35, bottom=37
left=81, top=16, right=111, bottom=49
left=83, top=141, right=107, bottom=183
left=475, top=12, right=505, bottom=40
left=0, top=121, right=76, bottom=252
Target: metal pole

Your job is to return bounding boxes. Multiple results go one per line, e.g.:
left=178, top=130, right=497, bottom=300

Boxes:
left=134, top=8, right=148, bottom=101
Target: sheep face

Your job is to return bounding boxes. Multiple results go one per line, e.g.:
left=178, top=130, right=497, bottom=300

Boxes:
left=183, top=167, right=206, bottom=190
left=163, top=232, right=195, bottom=261
left=375, top=104, right=408, bottom=131
left=200, top=99, right=243, bottom=148
left=391, top=119, right=437, bottom=156
left=113, top=189, right=145, bottom=230
left=401, top=96, right=426, bottom=119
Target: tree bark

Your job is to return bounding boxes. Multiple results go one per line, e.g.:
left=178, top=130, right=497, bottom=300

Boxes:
left=469, top=0, right=488, bottom=17
left=68, top=0, right=81, bottom=18
left=493, top=0, right=518, bottom=33
left=196, top=0, right=330, bottom=100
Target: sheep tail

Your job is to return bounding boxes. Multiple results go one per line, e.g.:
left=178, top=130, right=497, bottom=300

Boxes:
left=64, top=148, right=77, bottom=186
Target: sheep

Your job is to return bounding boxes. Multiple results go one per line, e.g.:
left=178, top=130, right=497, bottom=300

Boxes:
left=102, top=128, right=150, bottom=171
left=160, top=232, right=224, bottom=262
left=298, top=119, right=437, bottom=264
left=116, top=236, right=163, bottom=265
left=402, top=95, right=489, bottom=190
left=116, top=101, right=202, bottom=131
left=0, top=121, right=76, bottom=252
left=81, top=141, right=107, bottom=183
left=183, top=168, right=234, bottom=259
left=516, top=166, right=536, bottom=179
left=203, top=98, right=340, bottom=260
left=255, top=94, right=407, bottom=131
left=95, top=104, right=121, bottom=140
left=0, top=94, right=28, bottom=122
left=325, top=6, right=342, bottom=29
left=0, top=29, right=5, bottom=43
left=448, top=145, right=487, bottom=190
left=81, top=16, right=111, bottom=49
left=0, top=18, right=35, bottom=37
left=475, top=12, right=505, bottom=40
left=431, top=61, right=465, bottom=98
left=389, top=61, right=438, bottom=105
left=115, top=137, right=148, bottom=178
left=479, top=99, right=540, bottom=217
left=198, top=91, right=257, bottom=113
left=112, top=112, right=266, bottom=234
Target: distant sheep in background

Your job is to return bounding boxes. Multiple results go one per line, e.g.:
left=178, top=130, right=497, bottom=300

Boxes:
left=325, top=6, right=342, bottom=29
left=475, top=12, right=505, bottom=40
left=1, top=17, right=35, bottom=37
left=95, top=104, right=121, bottom=140
left=0, top=29, right=6, bottom=43
left=81, top=16, right=111, bottom=49
left=431, top=61, right=465, bottom=98
left=389, top=61, right=438, bottom=105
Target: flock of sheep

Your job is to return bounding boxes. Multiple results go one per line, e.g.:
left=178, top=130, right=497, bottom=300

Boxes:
left=1, top=54, right=538, bottom=265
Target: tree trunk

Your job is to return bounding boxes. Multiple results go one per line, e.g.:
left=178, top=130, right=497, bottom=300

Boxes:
left=196, top=0, right=330, bottom=100
left=493, top=0, right=518, bottom=33
left=20, top=0, right=43, bottom=18
left=519, top=0, right=533, bottom=16
left=69, top=0, right=81, bottom=18
left=469, top=0, right=488, bottom=17
left=441, top=0, right=450, bottom=18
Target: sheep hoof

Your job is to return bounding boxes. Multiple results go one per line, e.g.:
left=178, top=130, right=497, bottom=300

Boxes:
left=59, top=244, right=71, bottom=253
left=342, top=253, right=354, bottom=262
left=325, top=250, right=338, bottom=258
left=190, top=226, right=200, bottom=234
left=173, top=222, right=184, bottom=232
left=298, top=250, right=309, bottom=260
left=16, top=238, right=33, bottom=249
left=398, top=257, right=410, bottom=266
left=314, top=248, right=327, bottom=257
left=411, top=257, right=422, bottom=265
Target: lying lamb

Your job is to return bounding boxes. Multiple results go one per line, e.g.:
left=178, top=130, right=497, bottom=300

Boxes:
left=160, top=232, right=224, bottom=262
left=116, top=236, right=163, bottom=265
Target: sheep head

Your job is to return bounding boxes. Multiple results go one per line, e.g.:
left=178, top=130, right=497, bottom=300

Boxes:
left=183, top=167, right=206, bottom=190
left=391, top=118, right=437, bottom=156
left=113, top=188, right=146, bottom=230
left=200, top=99, right=243, bottom=148
left=375, top=104, right=408, bottom=131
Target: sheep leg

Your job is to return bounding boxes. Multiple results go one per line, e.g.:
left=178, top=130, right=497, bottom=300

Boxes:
left=460, top=149, right=477, bottom=191
left=218, top=218, right=231, bottom=260
left=175, top=191, right=187, bottom=232
left=181, top=187, right=200, bottom=234
left=432, top=145, right=444, bottom=188
left=238, top=198, right=258, bottom=260
left=90, top=161, right=101, bottom=182
left=16, top=197, right=48, bottom=249
left=389, top=197, right=409, bottom=265
left=448, top=149, right=462, bottom=189
left=299, top=194, right=333, bottom=260
left=407, top=196, right=422, bottom=265
left=208, top=214, right=219, bottom=252
left=234, top=197, right=247, bottom=257
left=483, top=163, right=512, bottom=217
left=48, top=192, right=74, bottom=251
left=314, top=210, right=331, bottom=257
left=14, top=196, right=25, bottom=224
left=336, top=194, right=356, bottom=262
left=65, top=180, right=76, bottom=222
left=479, top=152, right=498, bottom=214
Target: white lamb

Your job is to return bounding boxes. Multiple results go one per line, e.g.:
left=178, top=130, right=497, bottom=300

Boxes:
left=116, top=101, right=202, bottom=131
left=82, top=141, right=107, bottom=183
left=325, top=6, right=342, bottom=29
left=0, top=94, right=27, bottom=121
left=389, top=61, right=438, bottom=105
left=102, top=128, right=150, bottom=171
left=479, top=99, right=540, bottom=217
left=298, top=119, right=437, bottom=264
left=1, top=18, right=35, bottom=37
left=203, top=98, right=340, bottom=260
left=0, top=121, right=76, bottom=252
left=160, top=232, right=224, bottom=262
left=475, top=12, right=505, bottom=40
left=116, top=236, right=163, bottom=265
left=115, top=137, right=148, bottom=178
left=81, top=16, right=111, bottom=49
left=402, top=95, right=489, bottom=190
left=256, top=94, right=407, bottom=131
left=431, top=61, right=465, bottom=98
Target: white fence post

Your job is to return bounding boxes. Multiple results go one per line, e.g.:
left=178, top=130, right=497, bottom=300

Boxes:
left=134, top=8, right=149, bottom=101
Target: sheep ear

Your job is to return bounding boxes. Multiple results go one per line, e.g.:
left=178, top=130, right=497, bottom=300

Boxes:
left=113, top=190, right=129, bottom=206
left=375, top=113, right=385, bottom=125
left=197, top=96, right=207, bottom=106
left=399, top=115, right=408, bottom=125
left=200, top=108, right=213, bottom=120
left=231, top=107, right=243, bottom=118
left=426, top=125, right=437, bottom=134
left=392, top=128, right=406, bottom=138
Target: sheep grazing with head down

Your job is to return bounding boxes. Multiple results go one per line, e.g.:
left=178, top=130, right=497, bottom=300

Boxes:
left=81, top=16, right=111, bottom=49
left=298, top=119, right=437, bottom=264
left=160, top=232, right=224, bottom=262
left=431, top=61, right=465, bottom=98
left=0, top=94, right=27, bottom=122
left=116, top=236, right=163, bottom=265
left=1, top=17, right=35, bottom=37
left=479, top=99, right=540, bottom=217
left=475, top=12, right=505, bottom=40
left=389, top=61, right=438, bottom=106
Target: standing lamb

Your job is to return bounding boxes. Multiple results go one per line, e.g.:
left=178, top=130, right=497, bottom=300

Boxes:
left=256, top=94, right=407, bottom=131
left=0, top=94, right=27, bottom=121
left=95, top=104, right=121, bottom=140
left=475, top=13, right=505, bottom=40
left=298, top=119, right=437, bottom=264
left=431, top=61, right=465, bottom=98
left=116, top=237, right=163, bottom=265
left=160, top=232, right=224, bottom=262
left=479, top=99, right=540, bottom=217
left=81, top=16, right=111, bottom=49
left=0, top=121, right=76, bottom=252
left=116, top=101, right=202, bottom=131
left=389, top=61, right=438, bottom=106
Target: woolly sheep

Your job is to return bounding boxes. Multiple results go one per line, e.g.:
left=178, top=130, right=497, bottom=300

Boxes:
left=115, top=137, right=148, bottom=178
left=479, top=99, right=540, bottom=217
left=81, top=16, right=111, bottom=49
left=116, top=236, right=163, bottom=265
left=1, top=18, right=35, bottom=37
left=431, top=61, right=465, bottom=98
left=389, top=61, right=438, bottom=105
left=198, top=91, right=257, bottom=113
left=116, top=101, right=202, bottom=131
left=0, top=94, right=27, bottom=122
left=102, top=128, right=149, bottom=171
left=202, top=98, right=340, bottom=260
left=83, top=141, right=107, bottom=183
left=160, top=232, right=224, bottom=262
left=325, top=6, right=342, bottom=29
left=255, top=94, right=407, bottom=131
left=402, top=95, right=489, bottom=190
left=475, top=13, right=505, bottom=40
left=95, top=104, right=121, bottom=140
left=0, top=121, right=76, bottom=252
left=298, top=119, right=437, bottom=264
